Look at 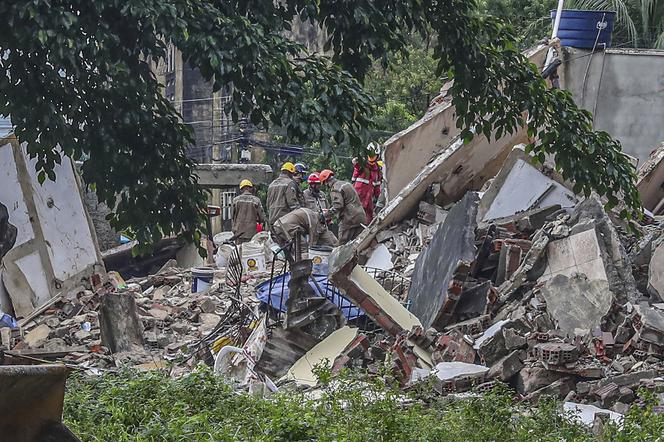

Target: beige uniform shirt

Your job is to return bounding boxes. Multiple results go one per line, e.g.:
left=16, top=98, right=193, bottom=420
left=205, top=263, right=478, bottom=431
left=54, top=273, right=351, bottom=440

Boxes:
left=274, top=208, right=337, bottom=247
left=267, top=172, right=301, bottom=224
left=231, top=193, right=267, bottom=242
left=303, top=188, right=330, bottom=212
left=329, top=179, right=367, bottom=228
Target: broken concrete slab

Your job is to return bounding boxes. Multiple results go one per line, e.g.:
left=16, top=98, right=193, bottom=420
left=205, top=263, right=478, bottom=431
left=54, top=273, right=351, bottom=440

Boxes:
left=473, top=319, right=509, bottom=351
left=515, top=367, right=569, bottom=395
left=365, top=243, right=394, bottom=271
left=540, top=228, right=608, bottom=283
left=407, top=192, right=479, bottom=329
left=478, top=204, right=562, bottom=232
left=539, top=274, right=613, bottom=337
left=634, top=304, right=664, bottom=345
left=477, top=146, right=576, bottom=223
left=453, top=281, right=491, bottom=322
left=563, top=402, right=623, bottom=427
left=563, top=197, right=640, bottom=303
left=432, top=361, right=489, bottom=381
left=488, top=350, right=525, bottom=381
left=595, top=369, right=658, bottom=389
left=199, top=313, right=221, bottom=332
left=503, top=328, right=527, bottom=350
left=381, top=45, right=549, bottom=204
left=329, top=251, right=421, bottom=336
left=636, top=141, right=664, bottom=214
left=648, top=240, right=664, bottom=300
left=477, top=327, right=508, bottom=366
left=282, top=326, right=359, bottom=387
left=255, top=328, right=321, bottom=380
left=24, top=323, right=51, bottom=348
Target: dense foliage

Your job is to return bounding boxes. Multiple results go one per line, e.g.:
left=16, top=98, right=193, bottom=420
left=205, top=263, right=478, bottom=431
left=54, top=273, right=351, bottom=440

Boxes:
left=364, top=38, right=443, bottom=136
left=0, top=0, right=641, bottom=251
left=64, top=368, right=664, bottom=441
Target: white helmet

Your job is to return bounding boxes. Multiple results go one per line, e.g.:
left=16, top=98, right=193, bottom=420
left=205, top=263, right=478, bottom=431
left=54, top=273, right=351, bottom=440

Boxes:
left=366, top=141, right=381, bottom=155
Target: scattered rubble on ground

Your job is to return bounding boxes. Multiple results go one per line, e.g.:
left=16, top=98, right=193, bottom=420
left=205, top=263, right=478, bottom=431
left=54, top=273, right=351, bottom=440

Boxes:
left=4, top=142, right=664, bottom=423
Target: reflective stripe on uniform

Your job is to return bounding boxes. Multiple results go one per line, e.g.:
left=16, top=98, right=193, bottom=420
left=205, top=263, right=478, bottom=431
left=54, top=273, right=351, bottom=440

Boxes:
left=354, top=177, right=370, bottom=185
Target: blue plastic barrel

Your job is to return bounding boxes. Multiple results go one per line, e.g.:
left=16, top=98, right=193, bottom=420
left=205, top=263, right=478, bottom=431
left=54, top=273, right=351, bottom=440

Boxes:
left=550, top=9, right=616, bottom=49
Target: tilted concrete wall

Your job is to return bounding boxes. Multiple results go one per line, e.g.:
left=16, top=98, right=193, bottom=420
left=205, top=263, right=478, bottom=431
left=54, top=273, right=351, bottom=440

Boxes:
left=381, top=45, right=550, bottom=201
left=0, top=134, right=105, bottom=317
left=562, top=47, right=664, bottom=164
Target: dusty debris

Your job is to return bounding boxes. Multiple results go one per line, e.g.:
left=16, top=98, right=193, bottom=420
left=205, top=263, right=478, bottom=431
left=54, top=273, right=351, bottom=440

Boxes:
left=5, top=120, right=664, bottom=424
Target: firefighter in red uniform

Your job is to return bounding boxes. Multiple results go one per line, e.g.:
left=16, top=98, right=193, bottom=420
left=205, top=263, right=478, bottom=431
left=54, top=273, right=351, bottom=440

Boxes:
left=352, top=153, right=382, bottom=224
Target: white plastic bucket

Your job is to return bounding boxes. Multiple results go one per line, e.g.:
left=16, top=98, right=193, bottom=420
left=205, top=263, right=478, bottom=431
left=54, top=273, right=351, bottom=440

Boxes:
left=309, top=246, right=333, bottom=275
left=213, top=231, right=235, bottom=247
left=192, top=267, right=215, bottom=293
left=214, top=244, right=234, bottom=268
left=242, top=243, right=266, bottom=274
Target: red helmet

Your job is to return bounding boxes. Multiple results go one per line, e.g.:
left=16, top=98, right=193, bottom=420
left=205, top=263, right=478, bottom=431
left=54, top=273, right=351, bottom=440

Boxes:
left=319, top=169, right=334, bottom=183
left=307, top=172, right=321, bottom=184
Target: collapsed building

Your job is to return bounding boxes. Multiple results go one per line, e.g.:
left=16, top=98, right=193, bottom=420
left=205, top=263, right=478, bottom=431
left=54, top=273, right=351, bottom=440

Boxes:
left=4, top=39, right=664, bottom=436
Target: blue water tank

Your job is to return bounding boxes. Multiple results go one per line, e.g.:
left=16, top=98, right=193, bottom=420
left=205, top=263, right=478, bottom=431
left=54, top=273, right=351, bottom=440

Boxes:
left=551, top=9, right=616, bottom=49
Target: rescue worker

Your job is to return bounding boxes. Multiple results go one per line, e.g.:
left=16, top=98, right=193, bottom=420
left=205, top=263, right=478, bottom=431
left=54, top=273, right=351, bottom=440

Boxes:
left=293, top=162, right=307, bottom=206
left=319, top=169, right=367, bottom=244
left=231, top=179, right=267, bottom=244
left=352, top=153, right=382, bottom=224
left=303, top=172, right=330, bottom=213
left=267, top=162, right=301, bottom=225
left=272, top=207, right=338, bottom=248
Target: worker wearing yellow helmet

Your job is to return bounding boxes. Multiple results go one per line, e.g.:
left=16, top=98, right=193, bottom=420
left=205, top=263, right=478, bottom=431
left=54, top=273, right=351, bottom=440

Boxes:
left=267, top=161, right=302, bottom=226
left=232, top=179, right=267, bottom=244
left=281, top=162, right=296, bottom=174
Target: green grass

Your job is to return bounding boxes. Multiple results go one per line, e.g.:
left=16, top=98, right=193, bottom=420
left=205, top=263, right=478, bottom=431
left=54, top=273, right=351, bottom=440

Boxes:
left=64, top=367, right=664, bottom=441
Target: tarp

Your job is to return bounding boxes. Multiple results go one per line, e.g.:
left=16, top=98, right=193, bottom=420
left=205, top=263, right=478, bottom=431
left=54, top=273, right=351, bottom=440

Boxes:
left=255, top=273, right=363, bottom=320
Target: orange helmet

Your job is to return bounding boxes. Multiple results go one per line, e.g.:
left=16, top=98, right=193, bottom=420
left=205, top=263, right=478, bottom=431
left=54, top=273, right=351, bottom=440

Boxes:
left=319, top=169, right=334, bottom=183
left=307, top=172, right=321, bottom=184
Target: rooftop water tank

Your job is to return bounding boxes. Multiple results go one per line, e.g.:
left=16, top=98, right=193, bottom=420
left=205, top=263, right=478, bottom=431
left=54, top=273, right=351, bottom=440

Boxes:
left=550, top=9, right=616, bottom=49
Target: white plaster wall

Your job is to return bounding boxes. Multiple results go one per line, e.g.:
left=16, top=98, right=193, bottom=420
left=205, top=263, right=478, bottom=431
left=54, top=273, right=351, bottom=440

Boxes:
left=23, top=149, right=98, bottom=282
left=0, top=144, right=34, bottom=246
left=563, top=48, right=664, bottom=163
left=15, top=252, right=50, bottom=306
left=482, top=159, right=577, bottom=221
left=0, top=137, right=103, bottom=317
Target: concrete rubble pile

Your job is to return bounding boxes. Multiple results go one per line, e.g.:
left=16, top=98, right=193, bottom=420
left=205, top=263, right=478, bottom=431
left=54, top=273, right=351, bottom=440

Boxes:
left=8, top=142, right=664, bottom=423
left=4, top=260, right=265, bottom=373
left=6, top=130, right=664, bottom=428
left=289, top=142, right=664, bottom=420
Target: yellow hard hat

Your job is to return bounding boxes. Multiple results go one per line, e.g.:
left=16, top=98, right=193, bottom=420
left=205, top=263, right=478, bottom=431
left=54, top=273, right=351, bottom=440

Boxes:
left=239, top=179, right=253, bottom=189
left=377, top=160, right=384, bottom=167
left=281, top=162, right=296, bottom=173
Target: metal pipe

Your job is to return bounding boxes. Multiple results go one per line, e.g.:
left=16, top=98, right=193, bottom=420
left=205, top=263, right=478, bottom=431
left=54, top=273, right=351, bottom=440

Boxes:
left=551, top=0, right=565, bottom=39
left=545, top=0, right=566, bottom=69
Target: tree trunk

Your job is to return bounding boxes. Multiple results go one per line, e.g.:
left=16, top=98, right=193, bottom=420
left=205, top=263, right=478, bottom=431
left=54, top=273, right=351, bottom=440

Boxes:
left=99, top=293, right=144, bottom=353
